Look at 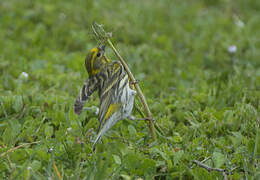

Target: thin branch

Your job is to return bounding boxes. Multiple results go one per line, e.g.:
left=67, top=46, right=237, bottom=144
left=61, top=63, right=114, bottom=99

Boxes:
left=52, top=159, right=62, bottom=180
left=193, top=160, right=225, bottom=172
left=0, top=141, right=40, bottom=158
left=230, top=166, right=238, bottom=172
left=192, top=160, right=228, bottom=180
left=7, top=155, right=15, bottom=179
left=91, top=22, right=156, bottom=140
left=191, top=157, right=211, bottom=169
left=201, top=156, right=211, bottom=163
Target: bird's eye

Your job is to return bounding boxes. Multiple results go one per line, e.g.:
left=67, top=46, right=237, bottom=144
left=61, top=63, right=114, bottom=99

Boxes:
left=96, top=52, right=101, bottom=57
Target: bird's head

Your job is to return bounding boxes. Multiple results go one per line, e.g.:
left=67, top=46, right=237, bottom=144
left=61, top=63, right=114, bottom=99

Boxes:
left=85, top=45, right=110, bottom=76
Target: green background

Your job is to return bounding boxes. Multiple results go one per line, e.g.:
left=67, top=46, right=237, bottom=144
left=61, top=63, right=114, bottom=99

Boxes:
left=0, top=0, right=259, bottom=179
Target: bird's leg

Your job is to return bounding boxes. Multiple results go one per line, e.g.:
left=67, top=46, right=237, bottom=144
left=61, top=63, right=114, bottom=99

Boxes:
left=130, top=79, right=139, bottom=85
left=128, top=115, right=153, bottom=121
left=83, top=107, right=94, bottom=111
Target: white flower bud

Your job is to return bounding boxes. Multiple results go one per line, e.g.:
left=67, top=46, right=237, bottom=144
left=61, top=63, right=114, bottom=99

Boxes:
left=228, top=45, right=237, bottom=54
left=20, top=72, right=29, bottom=80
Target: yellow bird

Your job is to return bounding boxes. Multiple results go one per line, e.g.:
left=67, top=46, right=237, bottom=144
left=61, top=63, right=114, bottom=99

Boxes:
left=74, top=45, right=136, bottom=150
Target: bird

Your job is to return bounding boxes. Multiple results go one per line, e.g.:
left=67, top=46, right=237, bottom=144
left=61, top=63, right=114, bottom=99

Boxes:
left=74, top=45, right=136, bottom=150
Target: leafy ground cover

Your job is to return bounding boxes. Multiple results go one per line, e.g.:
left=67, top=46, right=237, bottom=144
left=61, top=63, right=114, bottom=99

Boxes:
left=0, top=0, right=259, bottom=179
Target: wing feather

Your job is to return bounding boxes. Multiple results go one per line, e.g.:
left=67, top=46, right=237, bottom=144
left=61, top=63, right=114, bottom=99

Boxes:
left=97, top=61, right=123, bottom=130
left=74, top=76, right=98, bottom=114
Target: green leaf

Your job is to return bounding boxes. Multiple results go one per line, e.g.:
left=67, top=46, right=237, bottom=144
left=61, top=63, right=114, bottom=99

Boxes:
left=173, top=150, right=184, bottom=165
left=128, top=125, right=136, bottom=136
left=125, top=153, right=141, bottom=170
left=120, top=174, right=131, bottom=180
left=113, top=154, right=121, bottom=165
left=212, top=152, right=225, bottom=168
left=13, top=95, right=23, bottom=113
left=117, top=142, right=128, bottom=156
left=230, top=132, right=243, bottom=147
left=149, top=147, right=168, bottom=160
left=140, top=158, right=156, bottom=173
left=31, top=160, right=41, bottom=171
left=45, top=125, right=53, bottom=138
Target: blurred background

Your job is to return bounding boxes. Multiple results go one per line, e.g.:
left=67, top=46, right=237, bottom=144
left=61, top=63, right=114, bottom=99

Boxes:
left=0, top=0, right=259, bottom=179
left=0, top=0, right=259, bottom=96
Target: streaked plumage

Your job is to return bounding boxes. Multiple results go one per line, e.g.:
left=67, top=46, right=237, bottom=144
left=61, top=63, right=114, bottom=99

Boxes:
left=74, top=45, right=136, bottom=149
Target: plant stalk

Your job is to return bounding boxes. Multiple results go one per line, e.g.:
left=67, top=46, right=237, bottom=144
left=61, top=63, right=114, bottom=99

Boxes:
left=107, top=39, right=156, bottom=140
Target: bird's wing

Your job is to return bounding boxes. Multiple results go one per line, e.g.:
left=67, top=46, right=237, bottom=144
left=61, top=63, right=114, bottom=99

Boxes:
left=98, top=90, right=121, bottom=128
left=74, top=76, right=99, bottom=115
left=97, top=62, right=123, bottom=131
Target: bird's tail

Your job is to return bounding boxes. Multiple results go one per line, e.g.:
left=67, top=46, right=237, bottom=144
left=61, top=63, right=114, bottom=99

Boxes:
left=91, top=114, right=120, bottom=150
left=91, top=131, right=102, bottom=151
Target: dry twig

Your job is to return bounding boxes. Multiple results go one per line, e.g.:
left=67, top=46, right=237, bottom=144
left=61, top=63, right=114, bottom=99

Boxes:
left=53, top=159, right=62, bottom=180
left=192, top=160, right=228, bottom=180
left=0, top=141, right=40, bottom=158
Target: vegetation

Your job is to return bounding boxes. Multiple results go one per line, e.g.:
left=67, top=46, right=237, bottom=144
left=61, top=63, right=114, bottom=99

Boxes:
left=0, top=0, right=259, bottom=179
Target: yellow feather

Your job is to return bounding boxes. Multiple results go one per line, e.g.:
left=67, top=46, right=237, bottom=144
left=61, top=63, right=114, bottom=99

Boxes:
left=104, top=104, right=120, bottom=120
left=90, top=47, right=98, bottom=53
left=90, top=48, right=98, bottom=75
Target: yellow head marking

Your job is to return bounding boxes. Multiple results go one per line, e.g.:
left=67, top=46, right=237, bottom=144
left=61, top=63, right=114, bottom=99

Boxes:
left=91, top=47, right=98, bottom=53
left=85, top=46, right=108, bottom=76
left=90, top=48, right=98, bottom=75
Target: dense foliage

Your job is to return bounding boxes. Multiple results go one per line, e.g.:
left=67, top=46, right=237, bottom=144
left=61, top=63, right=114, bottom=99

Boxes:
left=0, top=0, right=259, bottom=179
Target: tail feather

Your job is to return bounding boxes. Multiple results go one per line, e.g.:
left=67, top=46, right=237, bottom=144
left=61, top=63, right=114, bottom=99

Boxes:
left=91, top=132, right=102, bottom=151
left=92, top=112, right=121, bottom=150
